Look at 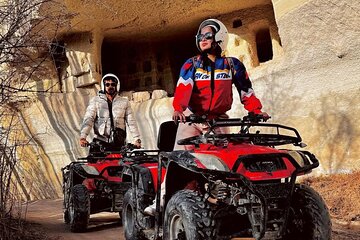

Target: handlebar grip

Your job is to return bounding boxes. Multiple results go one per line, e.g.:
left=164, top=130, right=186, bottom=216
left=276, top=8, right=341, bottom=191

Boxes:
left=243, top=113, right=271, bottom=123
left=180, top=113, right=271, bottom=124
left=182, top=114, right=207, bottom=123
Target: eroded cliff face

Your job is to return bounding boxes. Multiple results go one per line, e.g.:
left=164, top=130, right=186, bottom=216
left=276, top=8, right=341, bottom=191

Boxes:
left=11, top=0, right=360, bottom=199
left=263, top=0, right=360, bottom=174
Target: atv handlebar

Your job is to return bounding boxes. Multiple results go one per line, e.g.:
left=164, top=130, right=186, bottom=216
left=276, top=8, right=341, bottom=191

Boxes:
left=78, top=142, right=144, bottom=162
left=184, top=114, right=207, bottom=123
left=242, top=112, right=271, bottom=123
left=181, top=113, right=270, bottom=125
left=85, top=141, right=140, bottom=151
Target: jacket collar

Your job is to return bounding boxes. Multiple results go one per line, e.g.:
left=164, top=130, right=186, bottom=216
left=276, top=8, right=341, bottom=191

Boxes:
left=98, top=91, right=119, bottom=101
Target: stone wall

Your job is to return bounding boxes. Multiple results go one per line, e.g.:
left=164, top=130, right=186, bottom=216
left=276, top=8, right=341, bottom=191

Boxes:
left=221, top=4, right=283, bottom=68
left=265, top=0, right=360, bottom=173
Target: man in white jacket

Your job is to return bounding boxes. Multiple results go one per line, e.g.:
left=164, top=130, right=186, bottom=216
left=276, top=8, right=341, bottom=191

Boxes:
left=79, top=73, right=141, bottom=150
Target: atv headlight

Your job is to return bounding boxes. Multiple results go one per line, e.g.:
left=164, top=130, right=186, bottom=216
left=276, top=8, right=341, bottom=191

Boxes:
left=287, top=150, right=310, bottom=168
left=191, top=153, right=230, bottom=171
left=81, top=165, right=100, bottom=176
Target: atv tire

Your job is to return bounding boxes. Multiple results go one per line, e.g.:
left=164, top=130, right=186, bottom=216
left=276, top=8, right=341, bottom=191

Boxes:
left=122, top=189, right=144, bottom=240
left=64, top=209, right=70, bottom=224
left=282, top=184, right=331, bottom=240
left=63, top=173, right=71, bottom=224
left=69, top=184, right=90, bottom=232
left=163, top=189, right=217, bottom=240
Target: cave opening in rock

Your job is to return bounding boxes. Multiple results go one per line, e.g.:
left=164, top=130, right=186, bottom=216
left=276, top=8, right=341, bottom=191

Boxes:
left=101, top=34, right=196, bottom=96
left=255, top=28, right=273, bottom=63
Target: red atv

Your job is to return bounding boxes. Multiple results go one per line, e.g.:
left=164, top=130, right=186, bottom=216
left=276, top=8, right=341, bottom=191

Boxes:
left=61, top=142, right=136, bottom=232
left=121, top=114, right=331, bottom=240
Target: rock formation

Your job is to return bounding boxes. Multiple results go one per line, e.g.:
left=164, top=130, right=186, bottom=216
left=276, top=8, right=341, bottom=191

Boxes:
left=5, top=0, right=359, bottom=199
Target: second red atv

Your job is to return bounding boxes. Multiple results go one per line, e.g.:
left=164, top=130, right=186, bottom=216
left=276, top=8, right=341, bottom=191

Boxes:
left=61, top=142, right=137, bottom=232
left=121, top=114, right=331, bottom=240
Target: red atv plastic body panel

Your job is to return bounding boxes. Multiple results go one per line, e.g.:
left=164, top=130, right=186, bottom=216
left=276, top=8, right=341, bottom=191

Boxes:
left=142, top=143, right=298, bottom=187
left=194, top=143, right=296, bottom=181
left=83, top=153, right=123, bottom=191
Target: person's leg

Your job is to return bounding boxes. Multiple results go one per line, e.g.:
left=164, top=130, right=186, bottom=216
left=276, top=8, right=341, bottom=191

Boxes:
left=146, top=112, right=222, bottom=215
left=144, top=173, right=167, bottom=216
left=213, top=114, right=230, bottom=135
left=145, top=111, right=204, bottom=215
left=173, top=123, right=203, bottom=150
left=173, top=109, right=203, bottom=150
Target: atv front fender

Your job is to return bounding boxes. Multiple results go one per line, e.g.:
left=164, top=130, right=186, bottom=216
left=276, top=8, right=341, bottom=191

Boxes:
left=164, top=160, right=208, bottom=207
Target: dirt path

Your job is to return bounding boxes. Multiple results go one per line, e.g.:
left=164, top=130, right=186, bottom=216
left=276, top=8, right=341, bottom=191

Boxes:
left=24, top=199, right=360, bottom=240
left=332, top=225, right=360, bottom=240
left=24, top=199, right=124, bottom=240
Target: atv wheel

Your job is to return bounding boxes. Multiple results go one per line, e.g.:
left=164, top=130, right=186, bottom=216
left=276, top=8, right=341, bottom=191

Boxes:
left=64, top=209, right=70, bottom=224
left=282, top=184, right=331, bottom=240
left=69, top=184, right=90, bottom=232
left=163, top=189, right=217, bottom=240
left=122, top=189, right=144, bottom=240
left=63, top=175, right=71, bottom=224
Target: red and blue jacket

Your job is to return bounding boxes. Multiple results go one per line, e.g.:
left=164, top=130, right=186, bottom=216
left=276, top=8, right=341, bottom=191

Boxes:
left=173, top=55, right=263, bottom=117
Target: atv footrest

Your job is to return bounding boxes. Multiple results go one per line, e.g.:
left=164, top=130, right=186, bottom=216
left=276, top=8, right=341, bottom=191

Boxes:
left=113, top=182, right=132, bottom=194
left=112, top=193, right=124, bottom=212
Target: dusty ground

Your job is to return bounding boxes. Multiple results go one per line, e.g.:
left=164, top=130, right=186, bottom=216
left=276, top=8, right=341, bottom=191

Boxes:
left=22, top=199, right=124, bottom=240
left=308, top=171, right=360, bottom=223
left=12, top=172, right=360, bottom=240
left=307, top=171, right=360, bottom=240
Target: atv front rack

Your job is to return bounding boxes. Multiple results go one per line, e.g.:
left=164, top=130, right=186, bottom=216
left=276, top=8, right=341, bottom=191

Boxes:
left=178, top=118, right=305, bottom=147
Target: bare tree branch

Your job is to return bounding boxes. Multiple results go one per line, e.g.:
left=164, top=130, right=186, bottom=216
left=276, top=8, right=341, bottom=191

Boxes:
left=0, top=0, right=71, bottom=238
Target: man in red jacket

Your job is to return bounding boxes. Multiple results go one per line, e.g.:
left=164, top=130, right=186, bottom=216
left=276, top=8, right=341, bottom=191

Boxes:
left=172, top=18, right=269, bottom=150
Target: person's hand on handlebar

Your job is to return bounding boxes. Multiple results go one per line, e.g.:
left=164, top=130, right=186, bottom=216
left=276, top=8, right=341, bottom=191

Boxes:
left=244, top=112, right=271, bottom=123
left=79, top=138, right=89, bottom=147
left=259, top=112, right=271, bottom=121
left=133, top=139, right=142, bottom=148
left=173, top=110, right=186, bottom=123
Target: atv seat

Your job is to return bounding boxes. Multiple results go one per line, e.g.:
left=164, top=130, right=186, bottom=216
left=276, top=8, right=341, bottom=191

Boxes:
left=157, top=121, right=178, bottom=152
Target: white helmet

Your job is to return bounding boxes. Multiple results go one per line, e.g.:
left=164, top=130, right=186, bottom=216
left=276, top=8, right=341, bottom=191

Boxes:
left=195, top=19, right=229, bottom=52
left=101, top=73, right=120, bottom=92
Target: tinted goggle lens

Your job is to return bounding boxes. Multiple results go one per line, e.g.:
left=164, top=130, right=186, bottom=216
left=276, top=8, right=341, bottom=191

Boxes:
left=196, top=32, right=214, bottom=42
left=105, top=83, right=117, bottom=87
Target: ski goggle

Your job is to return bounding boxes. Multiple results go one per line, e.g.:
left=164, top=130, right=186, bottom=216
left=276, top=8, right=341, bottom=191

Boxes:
left=105, top=83, right=117, bottom=87
left=196, top=32, right=214, bottom=42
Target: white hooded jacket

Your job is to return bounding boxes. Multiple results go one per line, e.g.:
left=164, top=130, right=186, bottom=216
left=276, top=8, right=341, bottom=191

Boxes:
left=80, top=92, right=140, bottom=143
